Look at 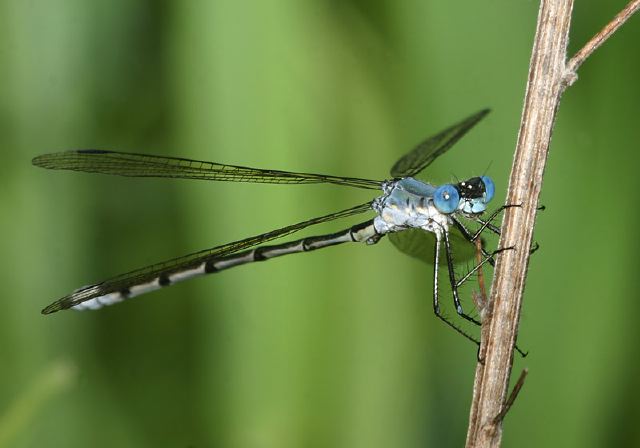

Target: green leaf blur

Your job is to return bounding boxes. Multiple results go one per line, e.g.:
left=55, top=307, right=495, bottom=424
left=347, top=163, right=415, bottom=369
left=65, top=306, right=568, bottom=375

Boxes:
left=2, top=1, right=639, bottom=447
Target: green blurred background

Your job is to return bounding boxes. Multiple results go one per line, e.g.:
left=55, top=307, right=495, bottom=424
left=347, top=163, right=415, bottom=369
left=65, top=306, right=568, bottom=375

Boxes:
left=2, top=1, right=639, bottom=447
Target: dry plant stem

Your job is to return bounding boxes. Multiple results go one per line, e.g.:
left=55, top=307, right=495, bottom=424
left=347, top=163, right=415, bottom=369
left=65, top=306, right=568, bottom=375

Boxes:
left=565, top=0, right=640, bottom=83
left=466, top=0, right=574, bottom=441
left=465, top=1, right=640, bottom=447
left=472, top=238, right=492, bottom=363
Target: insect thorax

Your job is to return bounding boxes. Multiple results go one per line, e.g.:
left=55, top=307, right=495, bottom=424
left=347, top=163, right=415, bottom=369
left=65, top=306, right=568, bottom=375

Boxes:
left=373, top=178, right=451, bottom=236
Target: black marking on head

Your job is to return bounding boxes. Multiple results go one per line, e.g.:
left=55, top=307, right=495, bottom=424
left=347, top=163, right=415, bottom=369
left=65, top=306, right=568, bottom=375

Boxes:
left=204, top=260, right=219, bottom=273
left=457, top=177, right=485, bottom=199
left=158, top=273, right=171, bottom=286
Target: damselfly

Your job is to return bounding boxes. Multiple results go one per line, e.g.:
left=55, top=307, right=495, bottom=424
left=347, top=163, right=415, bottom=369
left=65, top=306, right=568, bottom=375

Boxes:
left=33, top=109, right=502, bottom=340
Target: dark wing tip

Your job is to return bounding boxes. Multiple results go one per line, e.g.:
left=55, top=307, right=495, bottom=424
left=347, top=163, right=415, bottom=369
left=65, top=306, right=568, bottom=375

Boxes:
left=76, top=149, right=112, bottom=154
left=32, top=153, right=50, bottom=167
left=476, top=108, right=491, bottom=120
left=41, top=302, right=63, bottom=315
left=389, top=108, right=492, bottom=178
left=32, top=153, right=62, bottom=169
left=461, top=108, right=491, bottom=123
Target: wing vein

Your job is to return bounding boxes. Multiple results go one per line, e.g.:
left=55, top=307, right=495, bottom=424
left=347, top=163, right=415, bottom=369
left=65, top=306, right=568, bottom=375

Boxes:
left=33, top=150, right=382, bottom=190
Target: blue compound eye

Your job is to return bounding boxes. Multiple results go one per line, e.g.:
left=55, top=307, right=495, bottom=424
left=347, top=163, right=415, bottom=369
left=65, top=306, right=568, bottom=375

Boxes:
left=481, top=176, right=495, bottom=203
left=433, top=184, right=460, bottom=214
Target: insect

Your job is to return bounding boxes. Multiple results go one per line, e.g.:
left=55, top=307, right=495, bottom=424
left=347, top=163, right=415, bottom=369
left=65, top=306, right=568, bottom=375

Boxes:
left=33, top=109, right=502, bottom=340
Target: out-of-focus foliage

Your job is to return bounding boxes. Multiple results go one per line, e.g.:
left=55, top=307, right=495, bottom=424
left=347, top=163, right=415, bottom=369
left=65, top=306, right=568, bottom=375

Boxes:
left=1, top=1, right=639, bottom=447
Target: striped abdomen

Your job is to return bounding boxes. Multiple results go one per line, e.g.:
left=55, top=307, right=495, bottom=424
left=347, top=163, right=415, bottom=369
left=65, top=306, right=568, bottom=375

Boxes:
left=70, top=220, right=379, bottom=311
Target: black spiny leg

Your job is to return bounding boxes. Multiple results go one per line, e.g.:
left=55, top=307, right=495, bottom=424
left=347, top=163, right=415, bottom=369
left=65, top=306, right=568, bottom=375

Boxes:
left=467, top=204, right=518, bottom=239
left=452, top=217, right=495, bottom=264
left=450, top=204, right=515, bottom=267
left=443, top=229, right=482, bottom=326
left=455, top=246, right=513, bottom=288
left=432, top=232, right=481, bottom=347
left=472, top=205, right=544, bottom=255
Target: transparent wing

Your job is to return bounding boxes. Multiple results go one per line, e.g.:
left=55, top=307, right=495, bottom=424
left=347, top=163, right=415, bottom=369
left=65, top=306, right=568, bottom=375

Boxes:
left=389, top=109, right=490, bottom=178
left=388, top=228, right=476, bottom=264
left=41, top=201, right=373, bottom=314
left=33, top=150, right=382, bottom=190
